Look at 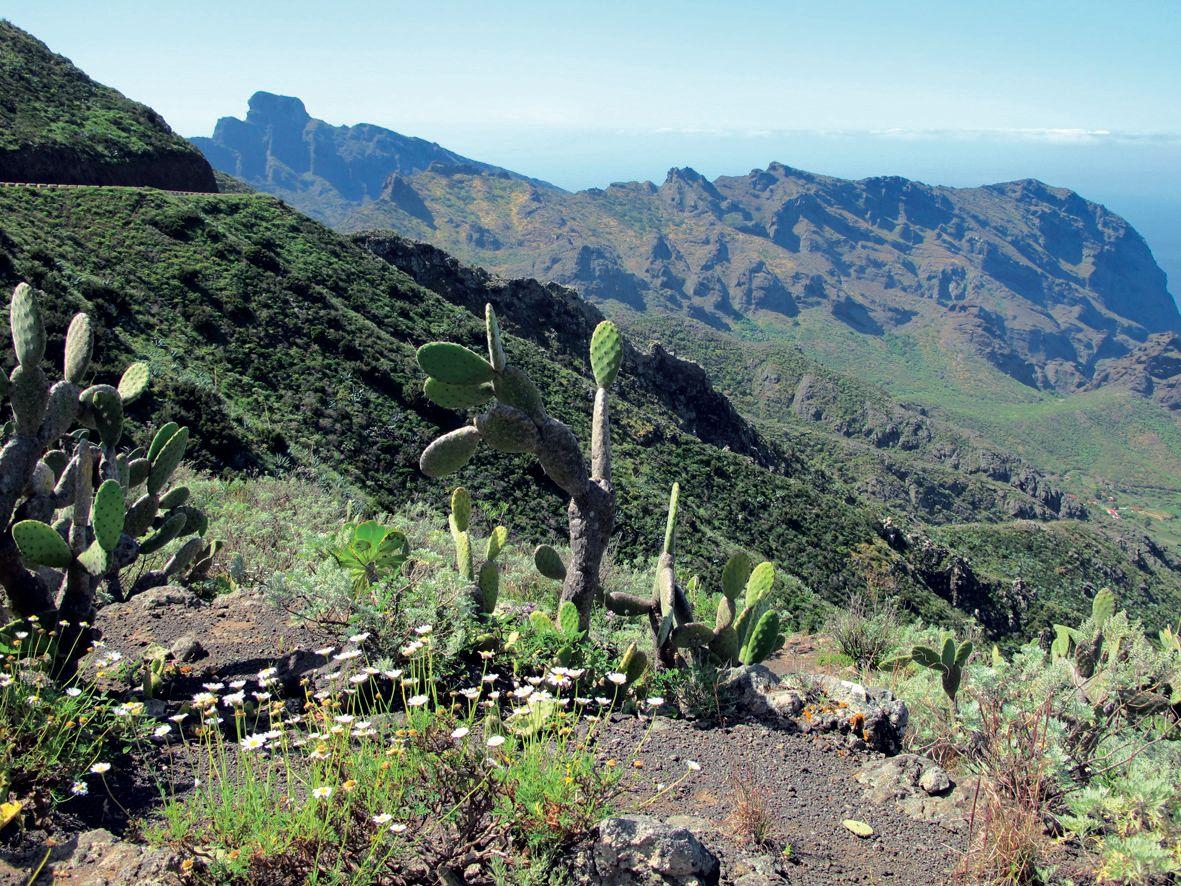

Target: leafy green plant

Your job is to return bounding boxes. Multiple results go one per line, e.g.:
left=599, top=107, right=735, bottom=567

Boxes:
left=826, top=593, right=901, bottom=671
left=326, top=519, right=410, bottom=593
left=416, top=304, right=623, bottom=630
left=908, top=635, right=974, bottom=712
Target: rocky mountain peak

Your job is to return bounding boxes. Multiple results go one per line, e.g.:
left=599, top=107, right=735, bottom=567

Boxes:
left=243, top=91, right=311, bottom=127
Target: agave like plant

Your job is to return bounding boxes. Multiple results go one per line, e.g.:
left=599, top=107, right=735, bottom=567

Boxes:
left=1, top=283, right=211, bottom=667
left=415, top=303, right=623, bottom=631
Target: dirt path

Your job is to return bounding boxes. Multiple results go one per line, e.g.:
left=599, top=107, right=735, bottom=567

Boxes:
left=601, top=714, right=961, bottom=884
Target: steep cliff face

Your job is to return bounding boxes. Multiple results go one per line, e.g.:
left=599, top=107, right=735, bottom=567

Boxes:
left=1086, top=332, right=1181, bottom=411
left=0, top=21, right=216, bottom=191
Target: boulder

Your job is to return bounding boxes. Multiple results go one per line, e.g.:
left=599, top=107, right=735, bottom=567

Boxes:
left=40, top=829, right=181, bottom=884
left=588, top=815, right=720, bottom=885
left=855, top=754, right=974, bottom=827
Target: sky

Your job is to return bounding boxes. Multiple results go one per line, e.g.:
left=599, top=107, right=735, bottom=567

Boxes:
left=5, top=0, right=1180, bottom=293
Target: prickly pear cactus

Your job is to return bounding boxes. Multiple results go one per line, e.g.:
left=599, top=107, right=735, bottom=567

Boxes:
left=446, top=486, right=506, bottom=618
left=416, top=303, right=624, bottom=631
left=0, top=282, right=213, bottom=663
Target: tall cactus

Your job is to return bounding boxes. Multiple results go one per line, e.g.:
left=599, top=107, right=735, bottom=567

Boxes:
left=448, top=486, right=507, bottom=617
left=417, top=304, right=623, bottom=630
left=0, top=283, right=210, bottom=665
left=604, top=484, right=784, bottom=669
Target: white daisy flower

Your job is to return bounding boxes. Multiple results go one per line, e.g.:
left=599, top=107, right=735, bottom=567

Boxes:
left=451, top=727, right=470, bottom=740
left=311, top=786, right=333, bottom=800
left=70, top=781, right=89, bottom=796
left=90, top=762, right=111, bottom=774
left=607, top=673, right=627, bottom=685
left=406, top=694, right=429, bottom=707
left=66, top=687, right=82, bottom=697
left=372, top=813, right=393, bottom=825
left=486, top=735, right=506, bottom=748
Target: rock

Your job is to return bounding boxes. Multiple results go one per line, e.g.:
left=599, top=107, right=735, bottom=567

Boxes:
left=168, top=634, right=204, bottom=663
left=131, top=585, right=194, bottom=610
left=855, top=754, right=972, bottom=828
left=589, top=815, right=719, bottom=885
left=41, top=828, right=180, bottom=884
left=920, top=766, right=952, bottom=796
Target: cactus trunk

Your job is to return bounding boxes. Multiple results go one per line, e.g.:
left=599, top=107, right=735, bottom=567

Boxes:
left=560, top=480, right=614, bottom=632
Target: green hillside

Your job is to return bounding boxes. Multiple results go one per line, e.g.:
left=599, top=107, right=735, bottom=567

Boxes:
left=0, top=184, right=973, bottom=628
left=0, top=20, right=215, bottom=189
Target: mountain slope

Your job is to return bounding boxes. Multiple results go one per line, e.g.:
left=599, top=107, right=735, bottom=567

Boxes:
left=0, top=20, right=215, bottom=191
left=191, top=92, right=542, bottom=226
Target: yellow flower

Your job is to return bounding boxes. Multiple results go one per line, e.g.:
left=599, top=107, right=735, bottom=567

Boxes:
left=342, top=779, right=357, bottom=792
left=605, top=759, right=617, bottom=768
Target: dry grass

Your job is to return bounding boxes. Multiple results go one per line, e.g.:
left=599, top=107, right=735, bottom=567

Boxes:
left=725, top=771, right=776, bottom=848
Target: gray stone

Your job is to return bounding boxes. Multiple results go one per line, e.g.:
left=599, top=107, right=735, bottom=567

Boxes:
left=855, top=754, right=972, bottom=828
left=591, top=815, right=719, bottom=884
left=43, top=829, right=180, bottom=884
left=133, top=585, right=193, bottom=610
left=168, top=634, right=204, bottom=662
left=920, top=765, right=952, bottom=796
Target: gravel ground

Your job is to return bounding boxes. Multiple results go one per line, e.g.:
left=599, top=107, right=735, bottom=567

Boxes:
left=599, top=713, right=962, bottom=884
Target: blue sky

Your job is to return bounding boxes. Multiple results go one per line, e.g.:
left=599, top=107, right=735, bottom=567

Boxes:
left=5, top=0, right=1180, bottom=292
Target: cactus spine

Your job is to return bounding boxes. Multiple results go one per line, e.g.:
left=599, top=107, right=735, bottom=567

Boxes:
left=0, top=283, right=211, bottom=667
left=417, top=303, right=622, bottom=630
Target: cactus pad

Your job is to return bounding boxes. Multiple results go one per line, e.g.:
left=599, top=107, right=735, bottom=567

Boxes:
left=477, top=560, right=499, bottom=612
left=449, top=514, right=473, bottom=580
left=420, top=425, right=482, bottom=478
left=485, top=525, right=508, bottom=561
left=663, top=482, right=680, bottom=555
left=10, top=364, right=49, bottom=433
left=619, top=643, right=648, bottom=684
left=63, top=313, right=94, bottom=384
left=589, top=320, right=623, bottom=388
left=606, top=592, right=653, bottom=616
left=485, top=304, right=506, bottom=372
left=423, top=377, right=495, bottom=410
left=147, top=422, right=180, bottom=462
left=158, top=486, right=190, bottom=510
left=491, top=366, right=546, bottom=421
left=12, top=520, right=72, bottom=568
left=451, top=486, right=472, bottom=531
left=81, top=385, right=124, bottom=447
left=77, top=540, right=111, bottom=577
left=671, top=622, right=715, bottom=649
left=10, top=283, right=46, bottom=367
left=148, top=425, right=189, bottom=494
left=534, top=544, right=567, bottom=581
left=721, top=552, right=752, bottom=601
left=416, top=342, right=496, bottom=386
left=739, top=610, right=780, bottom=665
left=476, top=404, right=540, bottom=454
left=557, top=600, right=581, bottom=638
left=138, top=511, right=186, bottom=555
left=117, top=362, right=150, bottom=404
left=91, top=479, right=126, bottom=552
left=745, top=561, right=775, bottom=608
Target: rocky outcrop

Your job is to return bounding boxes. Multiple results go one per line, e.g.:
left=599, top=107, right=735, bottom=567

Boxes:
left=717, top=665, right=910, bottom=754
left=855, top=754, right=976, bottom=829
left=584, top=816, right=720, bottom=885
left=1087, top=332, right=1181, bottom=410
